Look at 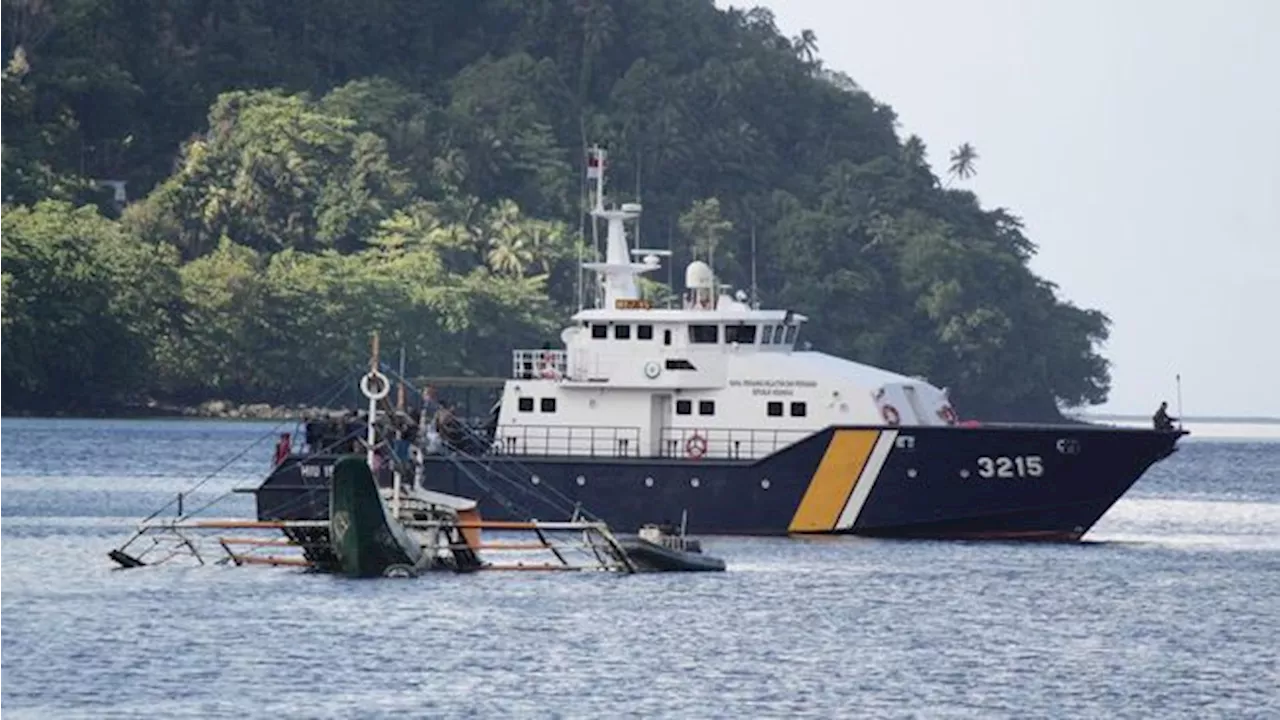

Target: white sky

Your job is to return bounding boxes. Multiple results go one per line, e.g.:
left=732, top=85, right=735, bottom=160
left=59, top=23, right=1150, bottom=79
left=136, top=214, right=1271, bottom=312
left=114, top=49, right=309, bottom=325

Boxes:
left=753, top=0, right=1279, bottom=417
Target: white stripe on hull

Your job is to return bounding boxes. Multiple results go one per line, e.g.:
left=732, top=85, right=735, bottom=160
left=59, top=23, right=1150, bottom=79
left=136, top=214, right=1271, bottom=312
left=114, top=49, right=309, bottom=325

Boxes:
left=835, top=430, right=898, bottom=530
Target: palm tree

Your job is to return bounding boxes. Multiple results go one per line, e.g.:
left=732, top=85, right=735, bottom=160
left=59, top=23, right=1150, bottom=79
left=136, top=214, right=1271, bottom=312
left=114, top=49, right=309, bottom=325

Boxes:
left=486, top=231, right=531, bottom=277
left=903, top=135, right=928, bottom=168
left=678, top=198, right=733, bottom=270
left=485, top=200, right=533, bottom=277
left=948, top=142, right=978, bottom=183
left=793, top=29, right=818, bottom=64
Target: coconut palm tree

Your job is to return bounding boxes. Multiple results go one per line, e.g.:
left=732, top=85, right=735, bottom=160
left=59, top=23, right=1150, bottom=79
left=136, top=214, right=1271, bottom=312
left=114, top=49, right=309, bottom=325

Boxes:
left=794, top=29, right=819, bottom=64
left=948, top=142, right=979, bottom=183
left=485, top=200, right=533, bottom=277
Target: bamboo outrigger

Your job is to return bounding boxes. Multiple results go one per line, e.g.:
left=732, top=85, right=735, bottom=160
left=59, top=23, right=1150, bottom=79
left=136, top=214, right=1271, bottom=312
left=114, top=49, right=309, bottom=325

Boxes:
left=111, top=514, right=638, bottom=574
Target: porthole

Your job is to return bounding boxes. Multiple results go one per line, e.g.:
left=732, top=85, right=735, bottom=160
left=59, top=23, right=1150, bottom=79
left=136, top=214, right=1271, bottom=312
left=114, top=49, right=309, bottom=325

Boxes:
left=906, top=468, right=918, bottom=479
left=761, top=478, right=771, bottom=489
left=959, top=469, right=970, bottom=479
left=690, top=477, right=701, bottom=488
left=644, top=477, right=654, bottom=487
left=576, top=476, right=586, bottom=486
left=531, top=475, right=541, bottom=485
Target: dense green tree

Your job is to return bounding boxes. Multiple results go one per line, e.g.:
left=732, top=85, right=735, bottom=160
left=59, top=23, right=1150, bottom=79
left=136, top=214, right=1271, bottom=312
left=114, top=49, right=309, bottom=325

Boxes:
left=0, top=0, right=1115, bottom=419
left=123, top=90, right=411, bottom=260
left=1, top=201, right=181, bottom=410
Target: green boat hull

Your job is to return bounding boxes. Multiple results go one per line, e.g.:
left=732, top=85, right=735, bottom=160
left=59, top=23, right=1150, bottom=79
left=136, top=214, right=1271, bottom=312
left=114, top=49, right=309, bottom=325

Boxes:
left=329, top=456, right=423, bottom=578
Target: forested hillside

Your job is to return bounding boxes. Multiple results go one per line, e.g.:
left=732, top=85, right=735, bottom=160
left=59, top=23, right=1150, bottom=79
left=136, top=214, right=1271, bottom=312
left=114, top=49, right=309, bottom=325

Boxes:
left=1, top=0, right=1110, bottom=419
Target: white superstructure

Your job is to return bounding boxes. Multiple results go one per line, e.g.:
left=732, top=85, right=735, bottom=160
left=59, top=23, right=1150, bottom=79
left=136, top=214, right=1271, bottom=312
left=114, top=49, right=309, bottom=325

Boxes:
left=497, top=147, right=959, bottom=460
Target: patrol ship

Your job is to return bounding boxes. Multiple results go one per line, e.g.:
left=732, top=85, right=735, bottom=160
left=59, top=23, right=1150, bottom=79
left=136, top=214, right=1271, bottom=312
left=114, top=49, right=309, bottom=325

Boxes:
left=407, top=147, right=1185, bottom=541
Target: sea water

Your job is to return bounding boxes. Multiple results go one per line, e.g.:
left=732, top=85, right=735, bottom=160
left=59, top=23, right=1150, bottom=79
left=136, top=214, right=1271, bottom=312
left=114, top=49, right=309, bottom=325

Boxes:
left=2, top=418, right=1277, bottom=718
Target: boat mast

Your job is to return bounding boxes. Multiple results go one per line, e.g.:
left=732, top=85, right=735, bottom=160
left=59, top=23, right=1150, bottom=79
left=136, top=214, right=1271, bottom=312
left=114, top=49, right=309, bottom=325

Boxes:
left=580, top=145, right=657, bottom=308
left=396, top=345, right=406, bottom=411
left=589, top=146, right=603, bottom=307
left=365, top=333, right=380, bottom=471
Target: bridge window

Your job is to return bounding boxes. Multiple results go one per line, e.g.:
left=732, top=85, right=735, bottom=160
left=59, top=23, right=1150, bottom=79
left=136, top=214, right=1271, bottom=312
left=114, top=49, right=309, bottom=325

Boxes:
left=614, top=324, right=631, bottom=340
left=790, top=401, right=807, bottom=417
left=725, top=324, right=756, bottom=345
left=784, top=325, right=799, bottom=344
left=699, top=400, right=716, bottom=416
left=591, top=324, right=608, bottom=339
left=665, top=359, right=697, bottom=370
left=772, top=325, right=785, bottom=344
left=518, top=397, right=534, bottom=412
left=767, top=401, right=783, bottom=417
left=689, top=324, right=719, bottom=344
left=761, top=325, right=773, bottom=345
left=676, top=400, right=692, bottom=415
left=541, top=397, right=557, bottom=413
left=637, top=324, right=653, bottom=340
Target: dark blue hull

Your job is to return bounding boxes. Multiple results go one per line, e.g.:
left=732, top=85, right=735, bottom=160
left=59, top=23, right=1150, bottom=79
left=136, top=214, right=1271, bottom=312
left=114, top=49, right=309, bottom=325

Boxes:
left=256, top=425, right=1183, bottom=541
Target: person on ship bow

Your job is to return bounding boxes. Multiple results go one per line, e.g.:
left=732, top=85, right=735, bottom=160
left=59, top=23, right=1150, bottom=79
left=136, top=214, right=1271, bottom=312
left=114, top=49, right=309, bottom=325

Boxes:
left=273, top=432, right=292, bottom=466
left=1153, top=401, right=1178, bottom=431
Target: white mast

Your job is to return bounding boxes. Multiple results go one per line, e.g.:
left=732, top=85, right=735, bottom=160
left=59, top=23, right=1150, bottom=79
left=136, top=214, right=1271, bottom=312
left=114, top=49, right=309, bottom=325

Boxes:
left=581, top=145, right=659, bottom=308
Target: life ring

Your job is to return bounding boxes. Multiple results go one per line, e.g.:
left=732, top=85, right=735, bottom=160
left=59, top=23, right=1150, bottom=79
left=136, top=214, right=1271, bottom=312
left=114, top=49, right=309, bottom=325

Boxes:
left=382, top=563, right=417, bottom=579
left=938, top=405, right=959, bottom=425
left=685, top=433, right=708, bottom=459
left=881, top=404, right=901, bottom=426
left=360, top=370, right=390, bottom=400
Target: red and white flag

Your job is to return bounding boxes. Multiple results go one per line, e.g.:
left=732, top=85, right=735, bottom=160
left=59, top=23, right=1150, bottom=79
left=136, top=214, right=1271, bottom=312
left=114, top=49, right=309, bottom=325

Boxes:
left=586, top=149, right=604, bottom=179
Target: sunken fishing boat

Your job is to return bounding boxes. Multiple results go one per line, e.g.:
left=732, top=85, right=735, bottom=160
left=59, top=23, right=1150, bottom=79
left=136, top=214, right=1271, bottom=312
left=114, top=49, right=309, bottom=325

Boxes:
left=266, top=146, right=1185, bottom=542
left=110, top=340, right=723, bottom=576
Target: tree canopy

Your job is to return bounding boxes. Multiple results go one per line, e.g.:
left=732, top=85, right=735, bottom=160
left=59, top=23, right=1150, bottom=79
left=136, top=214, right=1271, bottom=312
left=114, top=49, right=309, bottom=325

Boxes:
left=1, top=0, right=1110, bottom=419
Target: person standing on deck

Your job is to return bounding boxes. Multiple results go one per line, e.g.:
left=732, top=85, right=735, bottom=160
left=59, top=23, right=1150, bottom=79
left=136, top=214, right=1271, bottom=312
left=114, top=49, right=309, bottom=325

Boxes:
left=273, top=432, right=292, bottom=466
left=420, top=387, right=442, bottom=453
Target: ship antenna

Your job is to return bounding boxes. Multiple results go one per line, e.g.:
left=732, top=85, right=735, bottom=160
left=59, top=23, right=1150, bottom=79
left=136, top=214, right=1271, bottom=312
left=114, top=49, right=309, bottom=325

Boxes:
left=575, top=236, right=584, bottom=312
left=577, top=146, right=588, bottom=313
left=588, top=145, right=604, bottom=307
left=750, top=222, right=758, bottom=309
left=634, top=152, right=642, bottom=249
left=667, top=217, right=675, bottom=306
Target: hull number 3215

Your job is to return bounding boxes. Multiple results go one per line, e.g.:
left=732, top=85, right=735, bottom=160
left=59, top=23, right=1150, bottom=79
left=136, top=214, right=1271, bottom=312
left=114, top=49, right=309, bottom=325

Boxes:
left=976, top=455, right=1044, bottom=478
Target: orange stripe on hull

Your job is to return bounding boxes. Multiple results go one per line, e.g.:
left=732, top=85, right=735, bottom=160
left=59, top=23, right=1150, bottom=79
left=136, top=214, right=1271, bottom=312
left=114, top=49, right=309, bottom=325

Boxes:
left=788, top=430, right=879, bottom=532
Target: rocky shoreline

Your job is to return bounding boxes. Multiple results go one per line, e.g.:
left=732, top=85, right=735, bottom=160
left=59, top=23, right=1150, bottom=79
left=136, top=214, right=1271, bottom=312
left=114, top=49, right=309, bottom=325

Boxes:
left=176, top=400, right=341, bottom=420
left=2, top=400, right=342, bottom=420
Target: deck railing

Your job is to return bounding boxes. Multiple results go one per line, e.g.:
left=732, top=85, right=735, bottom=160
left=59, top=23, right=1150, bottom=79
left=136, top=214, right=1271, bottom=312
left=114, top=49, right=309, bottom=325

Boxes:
left=658, top=427, right=810, bottom=460
left=493, top=424, right=642, bottom=458
left=512, top=349, right=569, bottom=380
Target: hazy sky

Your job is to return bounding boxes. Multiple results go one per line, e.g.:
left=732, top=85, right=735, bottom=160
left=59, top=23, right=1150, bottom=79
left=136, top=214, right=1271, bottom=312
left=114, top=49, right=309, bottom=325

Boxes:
left=755, top=0, right=1279, bottom=417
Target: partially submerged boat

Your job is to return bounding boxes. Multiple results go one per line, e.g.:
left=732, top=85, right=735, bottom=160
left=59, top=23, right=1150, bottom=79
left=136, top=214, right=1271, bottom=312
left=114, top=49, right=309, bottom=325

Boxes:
left=109, top=348, right=724, bottom=576
left=330, top=455, right=431, bottom=577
